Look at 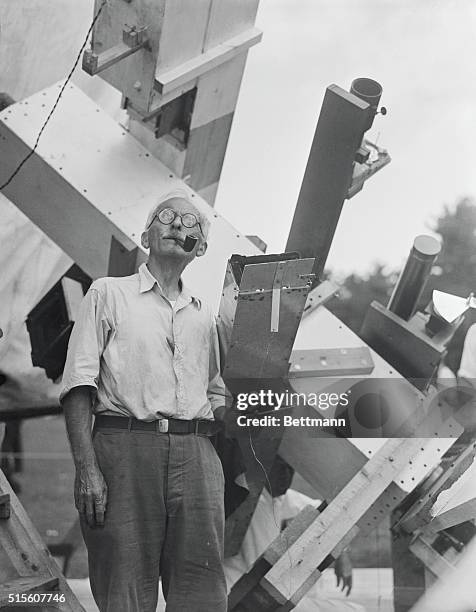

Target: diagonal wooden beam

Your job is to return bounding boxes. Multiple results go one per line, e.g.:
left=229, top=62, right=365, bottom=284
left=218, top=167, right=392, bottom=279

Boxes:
left=423, top=497, right=476, bottom=534
left=260, top=437, right=427, bottom=608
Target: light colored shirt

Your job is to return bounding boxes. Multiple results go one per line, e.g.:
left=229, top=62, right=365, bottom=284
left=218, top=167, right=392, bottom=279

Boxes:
left=60, top=263, right=227, bottom=421
left=458, top=323, right=476, bottom=381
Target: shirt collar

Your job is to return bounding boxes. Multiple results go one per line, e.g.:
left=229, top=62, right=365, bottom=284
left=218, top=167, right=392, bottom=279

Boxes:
left=138, top=263, right=201, bottom=309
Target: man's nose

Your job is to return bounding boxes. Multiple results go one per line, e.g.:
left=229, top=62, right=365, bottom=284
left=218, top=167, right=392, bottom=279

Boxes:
left=171, top=215, right=183, bottom=229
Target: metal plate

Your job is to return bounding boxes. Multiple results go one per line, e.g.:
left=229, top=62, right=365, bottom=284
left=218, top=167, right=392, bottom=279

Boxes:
left=223, top=258, right=314, bottom=382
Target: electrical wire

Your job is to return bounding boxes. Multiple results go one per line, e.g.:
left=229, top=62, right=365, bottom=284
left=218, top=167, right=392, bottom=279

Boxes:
left=248, top=427, right=295, bottom=598
left=248, top=429, right=279, bottom=529
left=0, top=0, right=108, bottom=192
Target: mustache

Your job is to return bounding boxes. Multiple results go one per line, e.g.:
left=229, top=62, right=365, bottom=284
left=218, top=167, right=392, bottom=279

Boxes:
left=164, top=234, right=198, bottom=252
left=164, top=233, right=184, bottom=244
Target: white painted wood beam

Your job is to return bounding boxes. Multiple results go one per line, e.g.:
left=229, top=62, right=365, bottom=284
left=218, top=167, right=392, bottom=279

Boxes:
left=155, top=28, right=262, bottom=95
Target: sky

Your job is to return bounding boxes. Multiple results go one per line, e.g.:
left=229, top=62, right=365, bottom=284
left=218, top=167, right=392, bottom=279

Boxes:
left=1, top=0, right=475, bottom=278
left=215, top=0, right=476, bottom=276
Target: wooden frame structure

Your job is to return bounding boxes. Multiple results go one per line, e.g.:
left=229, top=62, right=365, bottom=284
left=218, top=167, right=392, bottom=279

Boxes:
left=1, top=12, right=473, bottom=606
left=0, top=471, right=84, bottom=611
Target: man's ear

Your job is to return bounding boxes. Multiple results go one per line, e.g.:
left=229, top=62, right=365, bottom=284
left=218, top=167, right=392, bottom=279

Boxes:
left=141, top=230, right=149, bottom=249
left=196, top=240, right=208, bottom=257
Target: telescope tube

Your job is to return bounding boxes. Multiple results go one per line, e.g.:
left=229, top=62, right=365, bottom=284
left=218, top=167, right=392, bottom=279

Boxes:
left=387, top=235, right=441, bottom=321
left=350, top=78, right=382, bottom=131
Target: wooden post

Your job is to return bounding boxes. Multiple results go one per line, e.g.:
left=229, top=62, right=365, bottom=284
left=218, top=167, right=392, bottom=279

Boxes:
left=285, top=85, right=373, bottom=281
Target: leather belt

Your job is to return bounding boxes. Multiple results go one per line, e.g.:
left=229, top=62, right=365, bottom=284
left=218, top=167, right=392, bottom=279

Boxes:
left=94, top=414, right=223, bottom=437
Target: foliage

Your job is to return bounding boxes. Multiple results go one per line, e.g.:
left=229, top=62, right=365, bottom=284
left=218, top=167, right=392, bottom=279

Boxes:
left=327, top=264, right=395, bottom=334
left=326, top=198, right=476, bottom=373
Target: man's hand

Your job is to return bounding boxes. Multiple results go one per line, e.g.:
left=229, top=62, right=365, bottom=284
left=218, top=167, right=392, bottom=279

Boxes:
left=335, top=549, right=353, bottom=596
left=63, top=386, right=107, bottom=527
left=74, top=462, right=108, bottom=528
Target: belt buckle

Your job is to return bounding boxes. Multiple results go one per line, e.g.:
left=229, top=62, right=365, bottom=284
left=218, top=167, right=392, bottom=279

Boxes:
left=158, top=418, right=169, bottom=433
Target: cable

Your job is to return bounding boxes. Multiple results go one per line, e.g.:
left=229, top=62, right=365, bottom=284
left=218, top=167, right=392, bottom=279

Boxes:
left=0, top=0, right=108, bottom=192
left=248, top=429, right=279, bottom=530
left=248, top=428, right=295, bottom=597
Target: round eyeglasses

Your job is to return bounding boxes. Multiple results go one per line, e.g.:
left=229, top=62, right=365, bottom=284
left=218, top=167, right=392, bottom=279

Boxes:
left=154, top=208, right=203, bottom=233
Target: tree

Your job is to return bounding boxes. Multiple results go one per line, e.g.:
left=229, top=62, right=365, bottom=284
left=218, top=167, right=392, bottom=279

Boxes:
left=327, top=198, right=476, bottom=373
left=327, top=264, right=395, bottom=334
left=424, top=198, right=476, bottom=373
left=423, top=198, right=476, bottom=300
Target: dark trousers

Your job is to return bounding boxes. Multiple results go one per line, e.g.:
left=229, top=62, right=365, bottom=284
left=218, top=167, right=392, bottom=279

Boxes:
left=81, top=427, right=227, bottom=612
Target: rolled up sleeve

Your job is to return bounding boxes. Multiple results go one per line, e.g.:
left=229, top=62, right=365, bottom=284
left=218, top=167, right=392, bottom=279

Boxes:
left=208, top=318, right=232, bottom=413
left=60, top=282, right=111, bottom=403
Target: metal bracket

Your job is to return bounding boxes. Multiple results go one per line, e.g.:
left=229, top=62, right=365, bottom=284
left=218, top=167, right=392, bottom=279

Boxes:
left=82, top=25, right=149, bottom=76
left=302, top=280, right=340, bottom=317
left=270, top=261, right=286, bottom=333
left=347, top=139, right=391, bottom=199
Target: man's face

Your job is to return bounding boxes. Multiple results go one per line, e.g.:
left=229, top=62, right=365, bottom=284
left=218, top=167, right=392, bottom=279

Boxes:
left=141, top=197, right=207, bottom=261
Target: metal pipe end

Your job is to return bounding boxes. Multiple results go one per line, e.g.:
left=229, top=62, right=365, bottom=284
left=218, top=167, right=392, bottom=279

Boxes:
left=412, top=235, right=441, bottom=259
left=350, top=78, right=383, bottom=111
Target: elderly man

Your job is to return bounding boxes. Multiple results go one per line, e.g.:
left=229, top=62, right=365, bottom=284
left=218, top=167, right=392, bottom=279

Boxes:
left=61, top=189, right=227, bottom=612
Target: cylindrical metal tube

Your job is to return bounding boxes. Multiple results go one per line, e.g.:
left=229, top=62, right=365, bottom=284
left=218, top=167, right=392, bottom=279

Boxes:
left=350, top=78, right=382, bottom=112
left=350, top=78, right=382, bottom=131
left=387, top=235, right=441, bottom=321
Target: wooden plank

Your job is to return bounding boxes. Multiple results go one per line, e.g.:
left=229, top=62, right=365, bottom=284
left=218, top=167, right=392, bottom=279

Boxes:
left=184, top=113, right=235, bottom=191
left=0, top=470, right=85, bottom=611
left=285, top=85, right=373, bottom=280
left=83, top=32, right=149, bottom=76
left=0, top=83, right=259, bottom=310
left=301, top=280, right=340, bottom=316
left=197, top=180, right=219, bottom=206
left=204, top=0, right=260, bottom=50
left=293, top=305, right=397, bottom=377
left=228, top=479, right=411, bottom=610
left=89, top=0, right=165, bottom=112
left=288, top=347, right=374, bottom=378
left=188, top=51, right=248, bottom=130
left=220, top=255, right=314, bottom=555
left=262, top=437, right=426, bottom=605
left=424, top=497, right=476, bottom=533
left=181, top=54, right=247, bottom=194
left=177, top=0, right=261, bottom=190
left=409, top=536, right=455, bottom=579
left=155, top=28, right=262, bottom=95
left=155, top=0, right=211, bottom=74
left=279, top=420, right=367, bottom=501
left=361, top=301, right=443, bottom=384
